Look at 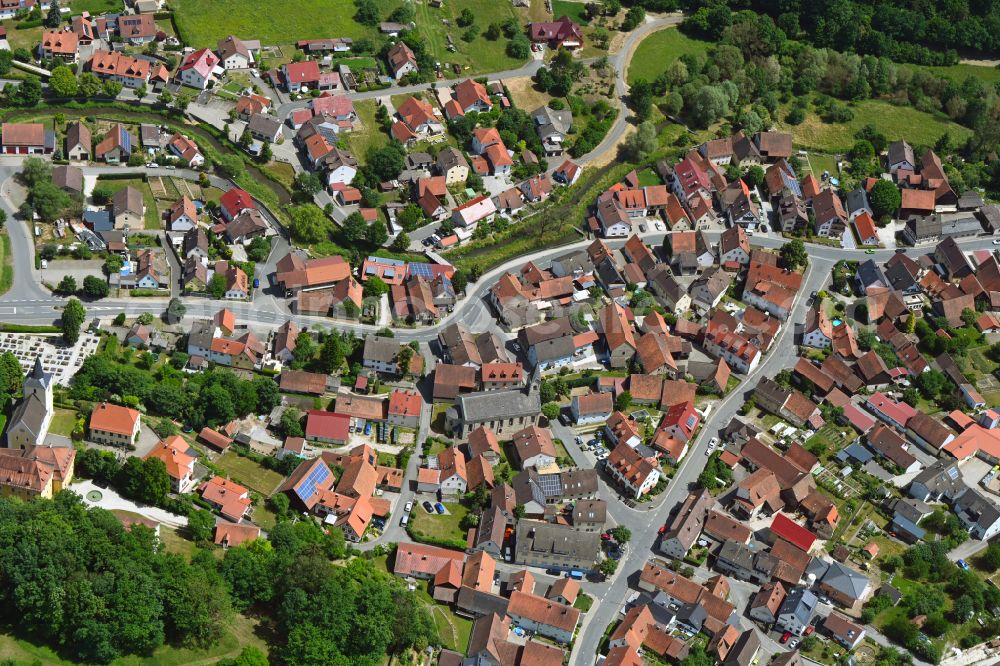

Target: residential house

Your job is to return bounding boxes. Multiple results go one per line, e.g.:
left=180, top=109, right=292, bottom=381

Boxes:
left=88, top=402, right=140, bottom=447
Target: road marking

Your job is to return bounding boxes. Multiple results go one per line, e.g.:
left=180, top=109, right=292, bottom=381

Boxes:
left=0, top=307, right=15, bottom=315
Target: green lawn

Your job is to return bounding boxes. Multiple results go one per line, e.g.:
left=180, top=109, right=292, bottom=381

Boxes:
left=775, top=99, right=973, bottom=153
left=215, top=451, right=285, bottom=495
left=48, top=408, right=78, bottom=437
left=3, top=25, right=41, bottom=52
left=807, top=153, right=840, bottom=179
left=414, top=0, right=527, bottom=75
left=575, top=592, right=594, bottom=612
left=70, top=0, right=123, bottom=13
left=628, top=28, right=711, bottom=84
left=636, top=168, right=661, bottom=187
left=170, top=0, right=395, bottom=47
left=916, top=62, right=1000, bottom=87
left=409, top=502, right=469, bottom=542
left=0, top=234, right=11, bottom=297
left=347, top=100, right=390, bottom=164
left=99, top=178, right=161, bottom=229
left=551, top=0, right=590, bottom=24
left=428, top=604, right=473, bottom=654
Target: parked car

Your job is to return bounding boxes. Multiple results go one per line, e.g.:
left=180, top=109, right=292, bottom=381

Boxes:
left=780, top=632, right=791, bottom=644
left=958, top=559, right=970, bottom=570
left=789, top=639, right=799, bottom=649
left=422, top=501, right=434, bottom=513
left=404, top=501, right=413, bottom=513
left=434, top=502, right=446, bottom=514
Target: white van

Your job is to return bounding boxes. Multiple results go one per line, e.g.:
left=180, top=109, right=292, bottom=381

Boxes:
left=399, top=513, right=409, bottom=526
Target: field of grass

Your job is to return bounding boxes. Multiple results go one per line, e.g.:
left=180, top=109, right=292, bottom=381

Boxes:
left=170, top=0, right=395, bottom=48
left=807, top=152, right=840, bottom=179
left=4, top=25, right=41, bottom=52
left=628, top=28, right=711, bottom=84
left=70, top=0, right=122, bottom=13
left=409, top=502, right=469, bottom=542
left=48, top=408, right=78, bottom=437
left=918, top=62, right=1000, bottom=86
left=429, top=604, right=472, bottom=654
left=215, top=451, right=285, bottom=495
left=347, top=100, right=390, bottom=164
left=776, top=100, right=974, bottom=153
left=414, top=0, right=526, bottom=75
left=99, top=178, right=161, bottom=229
left=0, top=234, right=11, bottom=297
left=551, top=0, right=590, bottom=25
left=636, top=168, right=661, bottom=187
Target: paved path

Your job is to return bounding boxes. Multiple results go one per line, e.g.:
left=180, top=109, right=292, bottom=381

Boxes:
left=71, top=479, right=189, bottom=529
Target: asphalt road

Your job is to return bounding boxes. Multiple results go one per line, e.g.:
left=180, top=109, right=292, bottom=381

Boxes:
left=567, top=256, right=830, bottom=664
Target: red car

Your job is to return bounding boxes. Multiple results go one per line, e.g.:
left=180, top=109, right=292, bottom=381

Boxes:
left=658, top=526, right=667, bottom=534
left=780, top=632, right=792, bottom=644
left=804, top=626, right=815, bottom=636
left=601, top=533, right=612, bottom=540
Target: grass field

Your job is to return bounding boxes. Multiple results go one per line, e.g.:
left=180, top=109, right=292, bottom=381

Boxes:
left=99, top=178, right=161, bottom=229
left=627, top=28, right=710, bottom=84
left=215, top=451, right=285, bottom=495
left=428, top=604, right=472, bottom=654
left=170, top=0, right=395, bottom=48
left=49, top=408, right=78, bottom=437
left=347, top=100, right=390, bottom=164
left=919, top=62, right=1000, bottom=86
left=0, top=234, right=10, bottom=297
left=807, top=152, right=840, bottom=179
left=776, top=99, right=973, bottom=152
left=414, top=0, right=526, bottom=75
left=409, top=503, right=468, bottom=542
left=551, top=0, right=590, bottom=25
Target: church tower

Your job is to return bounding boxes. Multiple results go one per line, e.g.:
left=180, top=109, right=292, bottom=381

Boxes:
left=23, top=356, right=53, bottom=415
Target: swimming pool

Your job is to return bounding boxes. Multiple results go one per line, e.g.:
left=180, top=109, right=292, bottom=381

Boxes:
left=832, top=318, right=843, bottom=327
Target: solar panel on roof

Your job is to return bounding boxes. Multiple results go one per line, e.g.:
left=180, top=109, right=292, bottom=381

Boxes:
left=408, top=263, right=434, bottom=279
left=537, top=473, right=562, bottom=497
left=947, top=467, right=959, bottom=479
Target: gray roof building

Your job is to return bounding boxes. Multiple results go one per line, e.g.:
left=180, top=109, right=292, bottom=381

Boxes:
left=776, top=587, right=817, bottom=632
left=513, top=520, right=601, bottom=571
left=187, top=320, right=216, bottom=353
left=909, top=459, right=966, bottom=503
left=845, top=188, right=872, bottom=218
left=724, top=628, right=762, bottom=666
left=820, top=561, right=871, bottom=603
left=953, top=488, right=1000, bottom=540
left=363, top=335, right=402, bottom=365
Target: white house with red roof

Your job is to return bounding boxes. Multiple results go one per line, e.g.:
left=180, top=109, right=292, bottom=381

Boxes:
left=219, top=188, right=256, bottom=222
left=281, top=60, right=321, bottom=93
left=177, top=48, right=220, bottom=90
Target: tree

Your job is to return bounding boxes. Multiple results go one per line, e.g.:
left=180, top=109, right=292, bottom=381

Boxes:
left=622, top=5, right=645, bottom=30
left=365, top=220, right=389, bottom=247
left=49, top=66, right=78, bottom=97
left=21, top=157, right=52, bottom=188
left=342, top=212, right=368, bottom=242
left=78, top=71, right=102, bottom=97
left=280, top=408, right=304, bottom=437
left=397, top=204, right=425, bottom=231
left=364, top=275, right=389, bottom=298
left=208, top=274, right=226, bottom=299
left=82, top=276, right=108, bottom=299
left=615, top=390, right=632, bottom=412
left=295, top=172, right=322, bottom=197
left=103, top=254, right=123, bottom=276
left=45, top=0, right=61, bottom=27
left=390, top=231, right=410, bottom=252
left=507, top=34, right=531, bottom=59
left=218, top=154, right=243, bottom=178
left=611, top=526, right=631, bottom=543
left=599, top=558, right=618, bottom=576
left=622, top=121, right=657, bottom=161
left=246, top=236, right=270, bottom=262
left=354, top=0, right=380, bottom=25
left=319, top=334, right=347, bottom=373
left=292, top=331, right=316, bottom=368
left=13, top=74, right=41, bottom=106
left=61, top=298, right=85, bottom=344
left=743, top=165, right=766, bottom=190
left=457, top=7, right=475, bottom=26
left=134, top=83, right=147, bottom=100
left=541, top=402, right=561, bottom=421
left=485, top=23, right=501, bottom=40
left=628, top=79, right=654, bottom=121
left=451, top=270, right=468, bottom=294
left=117, top=456, right=171, bottom=505
left=870, top=179, right=902, bottom=220
left=165, top=297, right=186, bottom=323
left=29, top=181, right=71, bottom=221
left=779, top=239, right=808, bottom=270
left=0, top=209, right=6, bottom=231
left=367, top=143, right=406, bottom=182
left=289, top=205, right=328, bottom=244
left=56, top=275, right=78, bottom=295
left=187, top=508, right=215, bottom=543
left=101, top=78, right=123, bottom=98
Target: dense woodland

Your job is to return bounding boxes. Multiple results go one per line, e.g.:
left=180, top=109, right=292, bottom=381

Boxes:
left=0, top=493, right=435, bottom=665
left=680, top=0, right=1000, bottom=65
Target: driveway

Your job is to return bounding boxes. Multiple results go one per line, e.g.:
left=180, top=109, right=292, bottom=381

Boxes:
left=71, top=479, right=189, bottom=529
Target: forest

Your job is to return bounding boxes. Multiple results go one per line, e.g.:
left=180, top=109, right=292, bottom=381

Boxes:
left=680, top=0, right=1000, bottom=65
left=0, top=492, right=436, bottom=665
